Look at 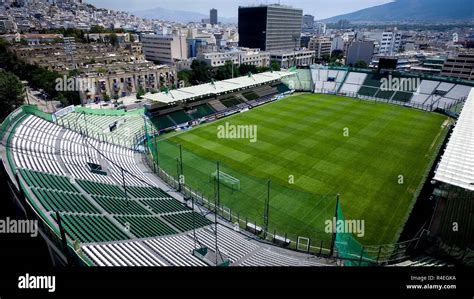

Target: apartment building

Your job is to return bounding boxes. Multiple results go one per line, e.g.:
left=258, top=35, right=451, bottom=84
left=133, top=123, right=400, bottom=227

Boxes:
left=308, top=36, right=332, bottom=59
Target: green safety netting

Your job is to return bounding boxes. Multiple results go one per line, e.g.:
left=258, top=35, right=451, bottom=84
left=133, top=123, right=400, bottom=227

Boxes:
left=334, top=201, right=373, bottom=266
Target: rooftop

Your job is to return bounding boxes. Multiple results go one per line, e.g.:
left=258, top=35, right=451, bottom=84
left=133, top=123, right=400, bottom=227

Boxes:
left=434, top=88, right=474, bottom=191
left=143, top=71, right=292, bottom=104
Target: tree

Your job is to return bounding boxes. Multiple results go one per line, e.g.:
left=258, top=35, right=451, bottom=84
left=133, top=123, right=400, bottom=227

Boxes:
left=189, top=60, right=212, bottom=85
left=257, top=66, right=271, bottom=73
left=214, top=61, right=238, bottom=81
left=177, top=70, right=192, bottom=87
left=331, top=50, right=344, bottom=60
left=109, top=33, right=119, bottom=47
left=270, top=60, right=281, bottom=71
left=0, top=70, right=25, bottom=121
left=136, top=86, right=145, bottom=99
left=239, top=63, right=258, bottom=75
left=354, top=60, right=368, bottom=68
left=321, top=54, right=331, bottom=63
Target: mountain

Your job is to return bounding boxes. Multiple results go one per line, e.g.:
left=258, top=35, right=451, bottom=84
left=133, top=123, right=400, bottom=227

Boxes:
left=322, top=0, right=474, bottom=23
left=132, top=7, right=237, bottom=24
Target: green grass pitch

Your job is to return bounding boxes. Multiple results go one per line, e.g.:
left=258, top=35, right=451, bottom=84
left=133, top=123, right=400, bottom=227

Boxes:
left=156, top=94, right=448, bottom=246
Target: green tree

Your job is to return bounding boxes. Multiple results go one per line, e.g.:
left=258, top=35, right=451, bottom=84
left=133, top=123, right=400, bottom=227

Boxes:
left=331, top=50, right=344, bottom=60
left=257, top=66, right=271, bottom=73
left=214, top=61, right=239, bottom=80
left=189, top=60, right=212, bottom=85
left=239, top=63, right=258, bottom=75
left=0, top=70, right=25, bottom=121
left=109, top=33, right=119, bottom=47
left=353, top=60, right=368, bottom=68
left=136, top=86, right=145, bottom=99
left=177, top=70, right=192, bottom=87
left=321, top=54, right=331, bottom=63
left=270, top=60, right=281, bottom=71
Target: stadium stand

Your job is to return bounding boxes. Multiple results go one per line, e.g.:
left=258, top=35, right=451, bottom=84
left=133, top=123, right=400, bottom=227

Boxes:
left=186, top=104, right=216, bottom=119
left=391, top=256, right=451, bottom=267
left=4, top=110, right=332, bottom=266
left=312, top=68, right=348, bottom=94
left=219, top=96, right=243, bottom=108
left=208, top=100, right=228, bottom=112
left=80, top=224, right=328, bottom=267
left=4, top=67, right=472, bottom=267
left=339, top=72, right=367, bottom=95
left=58, top=110, right=148, bottom=149
left=82, top=241, right=168, bottom=267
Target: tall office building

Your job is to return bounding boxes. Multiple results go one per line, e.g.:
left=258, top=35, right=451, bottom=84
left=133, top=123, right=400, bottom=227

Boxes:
left=303, top=14, right=314, bottom=29
left=379, top=29, right=402, bottom=56
left=238, top=4, right=303, bottom=51
left=346, top=40, right=375, bottom=66
left=210, top=8, right=218, bottom=25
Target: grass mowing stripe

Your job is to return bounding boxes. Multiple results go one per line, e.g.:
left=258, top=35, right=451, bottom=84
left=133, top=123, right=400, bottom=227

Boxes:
left=158, top=94, right=447, bottom=246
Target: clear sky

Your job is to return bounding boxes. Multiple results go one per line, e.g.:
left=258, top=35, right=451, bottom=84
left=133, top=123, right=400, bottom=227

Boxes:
left=86, top=0, right=393, bottom=20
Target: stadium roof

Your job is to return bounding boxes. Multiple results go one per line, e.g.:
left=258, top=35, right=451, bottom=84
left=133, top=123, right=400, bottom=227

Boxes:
left=434, top=87, right=474, bottom=191
left=143, top=71, right=293, bottom=105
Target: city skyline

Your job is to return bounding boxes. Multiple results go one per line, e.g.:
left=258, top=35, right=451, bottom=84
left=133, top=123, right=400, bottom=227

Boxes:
left=86, top=0, right=393, bottom=20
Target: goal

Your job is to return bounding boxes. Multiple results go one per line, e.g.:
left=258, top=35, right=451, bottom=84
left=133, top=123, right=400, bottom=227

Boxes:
left=210, top=170, right=240, bottom=192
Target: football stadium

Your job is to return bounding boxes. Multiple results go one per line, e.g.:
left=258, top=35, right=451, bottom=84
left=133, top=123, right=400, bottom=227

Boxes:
left=1, top=66, right=473, bottom=267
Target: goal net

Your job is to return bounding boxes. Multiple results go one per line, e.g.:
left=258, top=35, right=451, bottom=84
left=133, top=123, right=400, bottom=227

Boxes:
left=210, top=170, right=240, bottom=191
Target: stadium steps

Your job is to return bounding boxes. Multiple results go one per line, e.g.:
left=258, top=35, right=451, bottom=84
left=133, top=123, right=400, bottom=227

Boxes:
left=82, top=241, right=168, bottom=266
left=239, top=248, right=325, bottom=267
left=220, top=96, right=243, bottom=108
left=77, top=180, right=126, bottom=198
left=186, top=104, right=215, bottom=119
left=92, top=195, right=153, bottom=215
left=358, top=86, right=378, bottom=97
left=151, top=115, right=177, bottom=130
left=114, top=215, right=178, bottom=238
left=31, top=188, right=100, bottom=214
left=140, top=199, right=189, bottom=214
left=162, top=212, right=213, bottom=233
left=392, top=91, right=414, bottom=102
left=336, top=71, right=350, bottom=94
left=143, top=235, right=207, bottom=266
left=374, top=89, right=395, bottom=100
left=127, top=185, right=170, bottom=198
left=58, top=213, right=132, bottom=243
left=20, top=168, right=79, bottom=193
left=167, top=110, right=193, bottom=126
left=275, top=83, right=291, bottom=94
left=191, top=225, right=259, bottom=264
left=208, top=100, right=227, bottom=112
left=241, top=90, right=260, bottom=101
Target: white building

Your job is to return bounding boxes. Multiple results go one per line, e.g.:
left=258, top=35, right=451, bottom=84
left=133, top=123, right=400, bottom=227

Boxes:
left=270, top=49, right=316, bottom=68
left=141, top=33, right=188, bottom=65
left=308, top=36, right=332, bottom=59
left=198, top=48, right=270, bottom=68
left=331, top=36, right=345, bottom=52
left=379, top=30, right=402, bottom=56
left=315, top=22, right=326, bottom=36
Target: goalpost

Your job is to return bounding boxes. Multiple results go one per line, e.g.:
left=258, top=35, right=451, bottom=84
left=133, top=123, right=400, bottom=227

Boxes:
left=210, top=170, right=241, bottom=192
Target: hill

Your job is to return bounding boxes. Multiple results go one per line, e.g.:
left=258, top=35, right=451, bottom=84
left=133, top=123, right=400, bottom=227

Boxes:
left=322, top=0, right=474, bottom=23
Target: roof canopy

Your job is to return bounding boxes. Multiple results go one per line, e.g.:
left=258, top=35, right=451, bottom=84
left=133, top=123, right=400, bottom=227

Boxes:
left=434, top=88, right=474, bottom=191
left=143, top=71, right=293, bottom=105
